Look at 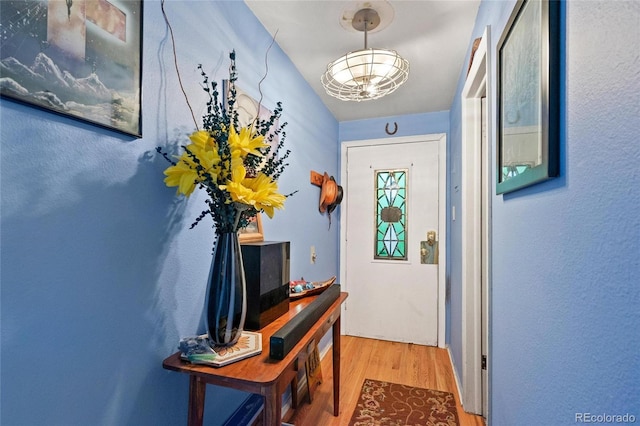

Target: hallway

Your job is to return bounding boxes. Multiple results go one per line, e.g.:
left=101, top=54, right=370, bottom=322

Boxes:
left=285, top=336, right=485, bottom=425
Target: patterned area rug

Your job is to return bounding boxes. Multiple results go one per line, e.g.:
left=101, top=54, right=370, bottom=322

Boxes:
left=348, top=379, right=460, bottom=426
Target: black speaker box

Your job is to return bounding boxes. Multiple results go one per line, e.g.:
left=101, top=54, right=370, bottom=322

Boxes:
left=241, top=241, right=290, bottom=330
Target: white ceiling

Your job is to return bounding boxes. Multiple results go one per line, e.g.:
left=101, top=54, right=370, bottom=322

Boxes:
left=245, top=0, right=480, bottom=122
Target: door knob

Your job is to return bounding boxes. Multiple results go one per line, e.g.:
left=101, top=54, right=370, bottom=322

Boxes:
left=426, top=231, right=436, bottom=246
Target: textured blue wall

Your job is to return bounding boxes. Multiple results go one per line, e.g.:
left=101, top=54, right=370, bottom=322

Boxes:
left=448, top=0, right=640, bottom=424
left=339, top=111, right=450, bottom=142
left=0, top=1, right=338, bottom=425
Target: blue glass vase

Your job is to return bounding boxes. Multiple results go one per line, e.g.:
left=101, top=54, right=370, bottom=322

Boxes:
left=205, top=232, right=247, bottom=347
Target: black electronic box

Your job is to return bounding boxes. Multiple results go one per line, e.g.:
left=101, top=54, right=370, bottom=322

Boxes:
left=240, top=241, right=290, bottom=330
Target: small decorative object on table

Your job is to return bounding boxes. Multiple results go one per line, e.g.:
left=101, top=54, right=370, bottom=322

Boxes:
left=157, top=51, right=294, bottom=346
left=179, top=332, right=262, bottom=367
left=289, top=276, right=337, bottom=300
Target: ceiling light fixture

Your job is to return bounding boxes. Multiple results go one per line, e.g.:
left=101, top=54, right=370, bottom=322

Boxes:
left=321, top=7, right=409, bottom=102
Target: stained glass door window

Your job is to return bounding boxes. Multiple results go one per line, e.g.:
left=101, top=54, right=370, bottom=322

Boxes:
left=375, top=169, right=408, bottom=260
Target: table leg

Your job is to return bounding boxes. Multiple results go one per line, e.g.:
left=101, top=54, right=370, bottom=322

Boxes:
left=262, top=387, right=281, bottom=426
left=291, top=376, right=299, bottom=409
left=333, top=315, right=341, bottom=416
left=188, top=375, right=206, bottom=426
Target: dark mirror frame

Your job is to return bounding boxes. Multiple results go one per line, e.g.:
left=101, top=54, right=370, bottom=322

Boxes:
left=496, top=0, right=561, bottom=194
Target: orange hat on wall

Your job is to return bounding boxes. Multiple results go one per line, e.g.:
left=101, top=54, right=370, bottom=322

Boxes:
left=319, top=172, right=343, bottom=213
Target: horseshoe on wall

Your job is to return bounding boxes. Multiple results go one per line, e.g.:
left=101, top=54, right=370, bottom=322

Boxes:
left=385, top=122, right=398, bottom=135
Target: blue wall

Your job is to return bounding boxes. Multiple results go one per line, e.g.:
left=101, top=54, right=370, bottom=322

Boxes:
left=339, top=111, right=450, bottom=142
left=0, top=1, right=339, bottom=425
left=448, top=0, right=640, bottom=424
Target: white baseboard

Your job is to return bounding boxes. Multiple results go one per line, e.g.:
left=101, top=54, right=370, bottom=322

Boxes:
left=446, top=346, right=464, bottom=406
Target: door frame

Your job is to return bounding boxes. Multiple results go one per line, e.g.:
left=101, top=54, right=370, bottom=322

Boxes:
left=339, top=134, right=447, bottom=348
left=461, top=27, right=491, bottom=415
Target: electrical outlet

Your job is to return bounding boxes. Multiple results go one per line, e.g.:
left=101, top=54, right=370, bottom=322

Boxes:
left=310, top=246, right=317, bottom=264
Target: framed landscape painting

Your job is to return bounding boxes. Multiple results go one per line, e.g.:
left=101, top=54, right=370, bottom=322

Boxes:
left=0, top=0, right=143, bottom=137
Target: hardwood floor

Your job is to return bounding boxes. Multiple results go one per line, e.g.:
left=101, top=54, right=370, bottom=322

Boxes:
left=284, top=335, right=485, bottom=426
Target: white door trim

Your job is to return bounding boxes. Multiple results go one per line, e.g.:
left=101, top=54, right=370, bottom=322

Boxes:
left=461, top=27, right=491, bottom=415
left=339, top=133, right=447, bottom=348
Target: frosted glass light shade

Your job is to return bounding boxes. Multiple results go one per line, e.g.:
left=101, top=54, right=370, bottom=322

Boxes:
left=321, top=48, right=409, bottom=101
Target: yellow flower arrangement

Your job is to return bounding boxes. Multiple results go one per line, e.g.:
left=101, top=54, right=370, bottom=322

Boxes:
left=158, top=51, right=292, bottom=234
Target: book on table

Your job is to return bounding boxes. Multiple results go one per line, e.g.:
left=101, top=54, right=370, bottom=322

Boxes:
left=179, top=331, right=262, bottom=367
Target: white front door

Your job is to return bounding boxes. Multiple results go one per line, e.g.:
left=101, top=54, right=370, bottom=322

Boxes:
left=343, top=138, right=440, bottom=345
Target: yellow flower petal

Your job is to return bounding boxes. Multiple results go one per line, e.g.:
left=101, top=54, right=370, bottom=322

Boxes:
left=189, top=130, right=215, bottom=149
left=163, top=161, right=198, bottom=196
left=162, top=132, right=222, bottom=197
left=231, top=157, right=246, bottom=182
left=228, top=125, right=268, bottom=158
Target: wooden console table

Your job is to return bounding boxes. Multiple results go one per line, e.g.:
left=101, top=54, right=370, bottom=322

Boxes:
left=163, top=292, right=348, bottom=426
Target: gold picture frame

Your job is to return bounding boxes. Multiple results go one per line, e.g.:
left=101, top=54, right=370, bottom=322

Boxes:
left=239, top=214, right=263, bottom=243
